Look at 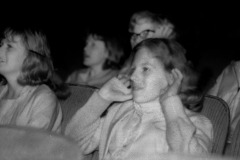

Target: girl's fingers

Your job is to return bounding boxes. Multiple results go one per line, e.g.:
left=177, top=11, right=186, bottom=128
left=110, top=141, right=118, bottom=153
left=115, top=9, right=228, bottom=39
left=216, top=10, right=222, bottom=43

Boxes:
left=113, top=79, right=131, bottom=95
left=174, top=69, right=183, bottom=82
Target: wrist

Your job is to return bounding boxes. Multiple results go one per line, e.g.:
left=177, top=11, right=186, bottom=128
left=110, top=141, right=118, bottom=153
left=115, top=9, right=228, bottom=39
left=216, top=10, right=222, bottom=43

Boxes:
left=161, top=95, right=185, bottom=119
left=97, top=89, right=112, bottom=104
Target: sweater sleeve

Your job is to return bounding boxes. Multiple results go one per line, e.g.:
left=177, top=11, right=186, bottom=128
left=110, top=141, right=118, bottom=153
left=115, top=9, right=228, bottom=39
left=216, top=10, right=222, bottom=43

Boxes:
left=28, top=88, right=61, bottom=132
left=64, top=91, right=111, bottom=154
left=162, top=96, right=213, bottom=153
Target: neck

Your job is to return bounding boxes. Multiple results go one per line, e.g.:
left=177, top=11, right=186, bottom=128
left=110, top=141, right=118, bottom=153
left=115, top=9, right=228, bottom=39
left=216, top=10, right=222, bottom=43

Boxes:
left=4, top=75, right=25, bottom=99
left=135, top=98, right=161, bottom=109
left=89, top=64, right=107, bottom=77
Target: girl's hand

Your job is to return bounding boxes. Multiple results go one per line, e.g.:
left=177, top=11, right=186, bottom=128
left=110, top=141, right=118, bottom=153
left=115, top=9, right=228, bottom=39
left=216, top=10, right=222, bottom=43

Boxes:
left=155, top=23, right=175, bottom=39
left=98, top=76, right=132, bottom=102
left=160, top=69, right=183, bottom=102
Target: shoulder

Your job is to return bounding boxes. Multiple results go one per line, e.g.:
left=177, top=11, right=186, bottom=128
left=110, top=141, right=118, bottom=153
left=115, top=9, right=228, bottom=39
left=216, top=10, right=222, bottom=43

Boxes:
left=34, top=84, right=55, bottom=95
left=222, top=60, right=240, bottom=74
left=186, top=109, right=212, bottom=130
left=73, top=69, right=88, bottom=75
left=67, top=69, right=88, bottom=78
left=107, top=100, right=133, bottom=117
left=108, top=69, right=119, bottom=76
left=30, top=85, right=58, bottom=102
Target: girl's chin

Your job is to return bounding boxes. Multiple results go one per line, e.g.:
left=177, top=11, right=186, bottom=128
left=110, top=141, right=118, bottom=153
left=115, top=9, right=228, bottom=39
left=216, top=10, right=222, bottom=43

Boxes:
left=133, top=96, right=148, bottom=103
left=133, top=94, right=160, bottom=104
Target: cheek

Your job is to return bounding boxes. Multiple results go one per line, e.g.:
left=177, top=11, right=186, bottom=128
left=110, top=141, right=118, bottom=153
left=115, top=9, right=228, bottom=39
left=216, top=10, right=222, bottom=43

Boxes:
left=150, top=76, right=169, bottom=94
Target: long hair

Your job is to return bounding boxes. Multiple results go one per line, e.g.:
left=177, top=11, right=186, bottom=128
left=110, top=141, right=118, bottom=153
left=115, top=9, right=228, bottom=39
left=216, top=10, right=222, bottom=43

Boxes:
left=131, top=38, right=202, bottom=111
left=3, top=28, right=53, bottom=86
left=2, top=27, right=70, bottom=99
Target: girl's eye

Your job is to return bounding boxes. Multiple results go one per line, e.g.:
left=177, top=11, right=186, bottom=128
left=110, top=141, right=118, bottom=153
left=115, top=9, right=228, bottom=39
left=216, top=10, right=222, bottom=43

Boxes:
left=143, top=67, right=150, bottom=72
left=0, top=40, right=5, bottom=47
left=7, top=44, right=12, bottom=49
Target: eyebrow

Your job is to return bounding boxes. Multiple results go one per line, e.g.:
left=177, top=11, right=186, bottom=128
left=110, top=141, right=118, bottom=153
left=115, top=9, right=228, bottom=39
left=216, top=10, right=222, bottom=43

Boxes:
left=141, top=62, right=154, bottom=67
left=4, top=37, right=17, bottom=44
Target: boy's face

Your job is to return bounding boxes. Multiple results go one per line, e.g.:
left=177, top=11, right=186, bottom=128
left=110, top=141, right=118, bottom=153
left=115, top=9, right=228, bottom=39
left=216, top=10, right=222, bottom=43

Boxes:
left=83, top=35, right=108, bottom=68
left=0, top=35, right=27, bottom=77
left=130, top=47, right=170, bottom=103
left=129, top=18, right=156, bottom=48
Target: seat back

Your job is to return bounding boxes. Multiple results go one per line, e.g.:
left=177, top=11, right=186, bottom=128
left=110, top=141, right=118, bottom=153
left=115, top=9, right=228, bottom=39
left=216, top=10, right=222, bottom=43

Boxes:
left=60, top=84, right=96, bottom=133
left=0, top=125, right=83, bottom=160
left=201, top=95, right=230, bottom=154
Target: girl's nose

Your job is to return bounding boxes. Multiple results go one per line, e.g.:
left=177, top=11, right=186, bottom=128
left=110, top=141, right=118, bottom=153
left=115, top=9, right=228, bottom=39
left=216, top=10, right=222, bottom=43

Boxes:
left=0, top=46, right=4, bottom=55
left=130, top=70, right=137, bottom=82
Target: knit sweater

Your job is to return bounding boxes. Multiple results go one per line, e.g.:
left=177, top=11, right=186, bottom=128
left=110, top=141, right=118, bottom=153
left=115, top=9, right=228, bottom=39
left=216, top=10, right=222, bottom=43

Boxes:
left=65, top=92, right=213, bottom=160
left=0, top=84, right=62, bottom=132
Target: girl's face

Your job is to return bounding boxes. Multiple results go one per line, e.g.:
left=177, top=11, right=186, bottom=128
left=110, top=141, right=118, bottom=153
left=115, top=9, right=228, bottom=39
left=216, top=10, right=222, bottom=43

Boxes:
left=83, top=35, right=108, bottom=68
left=130, top=47, right=170, bottom=103
left=130, top=18, right=156, bottom=48
left=0, top=35, right=27, bottom=77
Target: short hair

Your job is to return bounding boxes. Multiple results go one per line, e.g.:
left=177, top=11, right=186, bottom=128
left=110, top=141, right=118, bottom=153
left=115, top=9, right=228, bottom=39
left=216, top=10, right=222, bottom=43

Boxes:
left=85, top=28, right=126, bottom=70
left=3, top=27, right=54, bottom=86
left=131, top=38, right=201, bottom=110
left=129, top=10, right=177, bottom=39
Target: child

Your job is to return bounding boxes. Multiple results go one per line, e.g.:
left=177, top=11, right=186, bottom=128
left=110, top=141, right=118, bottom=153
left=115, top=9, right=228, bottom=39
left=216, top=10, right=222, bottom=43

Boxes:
left=208, top=60, right=240, bottom=144
left=65, top=38, right=213, bottom=159
left=128, top=10, right=176, bottom=49
left=0, top=27, right=62, bottom=132
left=66, top=28, right=126, bottom=88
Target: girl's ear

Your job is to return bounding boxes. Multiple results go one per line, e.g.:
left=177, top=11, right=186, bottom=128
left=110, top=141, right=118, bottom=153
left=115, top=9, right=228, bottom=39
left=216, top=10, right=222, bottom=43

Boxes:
left=105, top=49, right=110, bottom=58
left=167, top=69, right=174, bottom=85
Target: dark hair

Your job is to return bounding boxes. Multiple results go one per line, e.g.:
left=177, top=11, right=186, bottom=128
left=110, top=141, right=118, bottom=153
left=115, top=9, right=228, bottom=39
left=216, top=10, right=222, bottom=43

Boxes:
left=84, top=28, right=126, bottom=70
left=131, top=38, right=202, bottom=111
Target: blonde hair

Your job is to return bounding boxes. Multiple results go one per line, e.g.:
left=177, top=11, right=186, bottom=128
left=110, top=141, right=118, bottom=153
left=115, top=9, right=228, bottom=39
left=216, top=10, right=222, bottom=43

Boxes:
left=129, top=10, right=176, bottom=39
left=4, top=27, right=53, bottom=86
left=132, top=38, right=201, bottom=111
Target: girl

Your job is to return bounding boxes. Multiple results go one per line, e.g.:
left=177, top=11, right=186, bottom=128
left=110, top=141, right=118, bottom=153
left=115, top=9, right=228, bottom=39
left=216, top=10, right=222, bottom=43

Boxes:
left=66, top=28, right=126, bottom=88
left=0, top=27, right=62, bottom=132
left=65, top=38, right=213, bottom=159
left=129, top=10, right=176, bottom=48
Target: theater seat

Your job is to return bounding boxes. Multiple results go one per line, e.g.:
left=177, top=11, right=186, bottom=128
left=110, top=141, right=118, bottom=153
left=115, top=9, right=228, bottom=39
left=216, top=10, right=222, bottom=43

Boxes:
left=60, top=84, right=97, bottom=134
left=201, top=95, right=230, bottom=155
left=0, top=125, right=83, bottom=160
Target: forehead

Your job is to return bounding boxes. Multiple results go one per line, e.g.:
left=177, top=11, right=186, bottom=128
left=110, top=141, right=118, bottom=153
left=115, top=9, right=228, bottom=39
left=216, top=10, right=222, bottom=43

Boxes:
left=131, top=18, right=155, bottom=34
left=87, top=35, right=103, bottom=43
left=4, top=35, right=24, bottom=47
left=133, top=48, right=159, bottom=65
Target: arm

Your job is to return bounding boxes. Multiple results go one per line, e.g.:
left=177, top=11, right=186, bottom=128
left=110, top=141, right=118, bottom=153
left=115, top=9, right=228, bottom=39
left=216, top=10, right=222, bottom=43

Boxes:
left=65, top=77, right=132, bottom=154
left=162, top=96, right=212, bottom=153
left=66, top=77, right=132, bottom=132
left=161, top=69, right=212, bottom=153
left=29, top=88, right=61, bottom=131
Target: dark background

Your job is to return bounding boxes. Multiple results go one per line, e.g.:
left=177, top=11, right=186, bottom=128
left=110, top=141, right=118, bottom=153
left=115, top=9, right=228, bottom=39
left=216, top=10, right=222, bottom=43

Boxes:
left=1, top=2, right=240, bottom=86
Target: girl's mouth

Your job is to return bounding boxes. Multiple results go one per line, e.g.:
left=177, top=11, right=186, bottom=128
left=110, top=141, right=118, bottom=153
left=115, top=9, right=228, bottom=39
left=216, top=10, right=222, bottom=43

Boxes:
left=131, top=83, right=143, bottom=91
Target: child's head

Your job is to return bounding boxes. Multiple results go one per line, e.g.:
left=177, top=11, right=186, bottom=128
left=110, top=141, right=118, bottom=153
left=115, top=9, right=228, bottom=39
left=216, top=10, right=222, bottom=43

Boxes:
left=129, top=10, right=176, bottom=48
left=83, top=29, right=125, bottom=70
left=0, top=27, right=53, bottom=86
left=130, top=38, right=198, bottom=104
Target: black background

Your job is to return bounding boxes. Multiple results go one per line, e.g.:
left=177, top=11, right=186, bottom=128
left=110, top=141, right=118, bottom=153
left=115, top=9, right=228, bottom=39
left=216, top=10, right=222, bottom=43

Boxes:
left=1, top=2, right=240, bottom=82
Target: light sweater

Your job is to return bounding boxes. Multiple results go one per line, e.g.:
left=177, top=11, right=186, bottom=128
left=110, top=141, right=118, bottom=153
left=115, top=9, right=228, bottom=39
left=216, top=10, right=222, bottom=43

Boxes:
left=0, top=84, right=62, bottom=132
left=66, top=69, right=119, bottom=88
left=65, top=92, right=213, bottom=160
